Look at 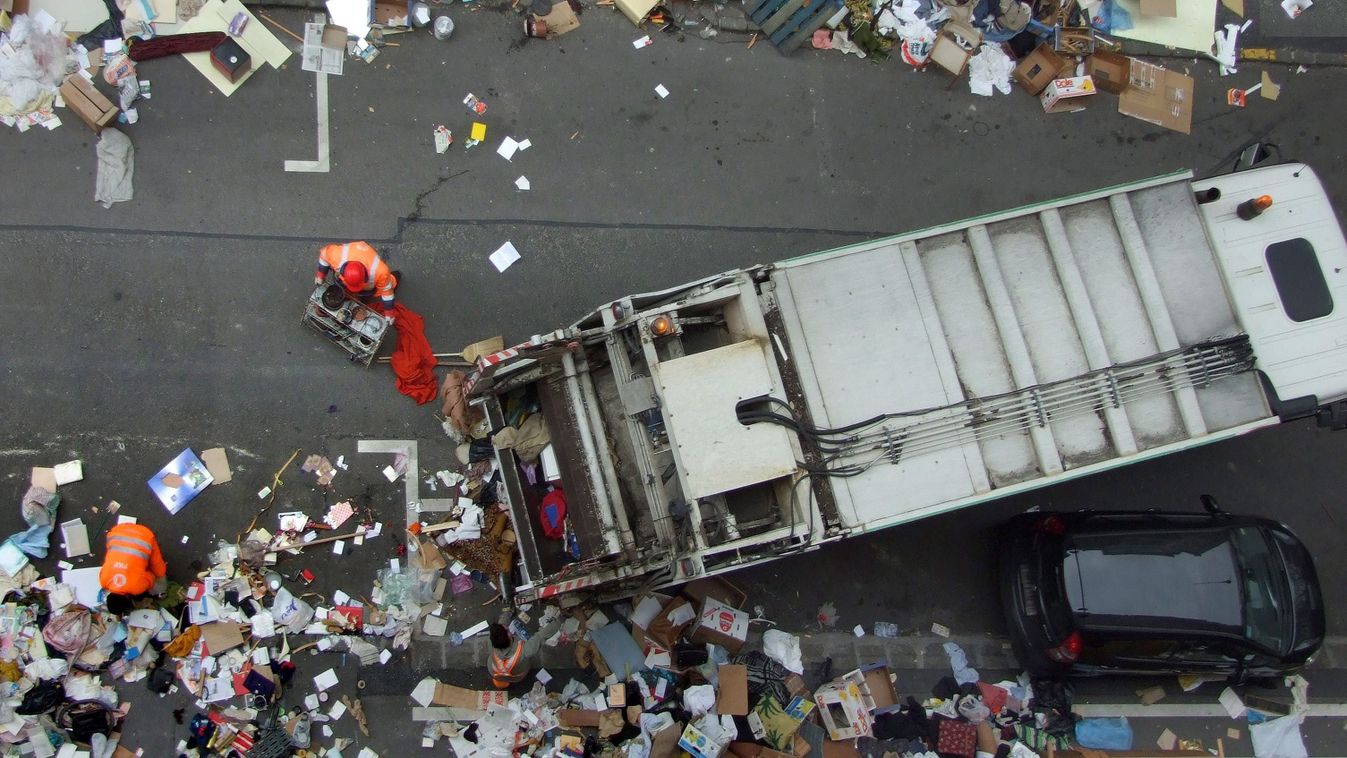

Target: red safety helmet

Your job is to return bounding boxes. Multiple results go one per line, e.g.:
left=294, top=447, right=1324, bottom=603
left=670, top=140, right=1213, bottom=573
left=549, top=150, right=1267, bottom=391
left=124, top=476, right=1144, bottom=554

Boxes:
left=339, top=262, right=367, bottom=290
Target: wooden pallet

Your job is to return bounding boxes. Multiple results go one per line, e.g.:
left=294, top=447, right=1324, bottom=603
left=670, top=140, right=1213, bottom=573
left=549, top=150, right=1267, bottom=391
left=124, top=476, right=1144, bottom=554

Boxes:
left=746, top=0, right=844, bottom=54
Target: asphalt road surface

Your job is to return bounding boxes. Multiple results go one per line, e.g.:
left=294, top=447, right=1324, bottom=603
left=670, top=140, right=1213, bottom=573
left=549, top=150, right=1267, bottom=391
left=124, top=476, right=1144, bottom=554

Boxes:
left=3, top=5, right=1346, bottom=755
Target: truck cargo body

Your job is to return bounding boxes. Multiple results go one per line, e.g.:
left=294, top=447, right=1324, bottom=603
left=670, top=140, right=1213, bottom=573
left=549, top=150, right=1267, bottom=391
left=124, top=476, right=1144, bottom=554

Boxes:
left=467, top=163, right=1347, bottom=604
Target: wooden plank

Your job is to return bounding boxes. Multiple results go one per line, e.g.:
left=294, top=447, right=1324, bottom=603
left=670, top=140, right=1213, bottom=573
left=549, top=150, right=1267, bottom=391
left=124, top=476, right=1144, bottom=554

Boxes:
left=758, top=0, right=807, bottom=36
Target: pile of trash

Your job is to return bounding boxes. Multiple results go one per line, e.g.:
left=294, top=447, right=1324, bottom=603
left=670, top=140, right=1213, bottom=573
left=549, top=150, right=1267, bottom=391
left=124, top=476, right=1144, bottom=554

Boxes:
left=0, top=436, right=523, bottom=756
left=412, top=579, right=1078, bottom=758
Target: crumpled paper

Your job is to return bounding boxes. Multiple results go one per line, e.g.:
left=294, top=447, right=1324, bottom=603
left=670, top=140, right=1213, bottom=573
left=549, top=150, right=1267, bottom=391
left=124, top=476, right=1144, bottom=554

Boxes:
left=968, top=43, right=1015, bottom=96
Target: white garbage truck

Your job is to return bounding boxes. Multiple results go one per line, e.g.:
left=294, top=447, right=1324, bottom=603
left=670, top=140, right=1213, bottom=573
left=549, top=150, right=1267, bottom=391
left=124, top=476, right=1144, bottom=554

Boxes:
left=466, top=162, right=1347, bottom=605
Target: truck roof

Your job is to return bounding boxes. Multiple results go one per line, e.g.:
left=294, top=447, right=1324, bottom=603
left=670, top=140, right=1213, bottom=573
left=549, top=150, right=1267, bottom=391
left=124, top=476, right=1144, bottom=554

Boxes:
left=767, top=167, right=1346, bottom=533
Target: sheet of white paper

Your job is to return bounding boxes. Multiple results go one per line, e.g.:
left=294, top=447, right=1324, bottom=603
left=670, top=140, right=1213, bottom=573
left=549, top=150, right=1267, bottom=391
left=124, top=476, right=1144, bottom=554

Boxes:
left=1219, top=687, right=1246, bottom=718
left=333, top=540, right=346, bottom=555
left=497, top=137, right=519, bottom=161
left=517, top=139, right=531, bottom=151
left=313, top=668, right=339, bottom=691
left=489, top=241, right=522, bottom=273
left=536, top=668, right=552, bottom=685
left=515, top=176, right=530, bottom=191
left=1281, top=0, right=1311, bottom=18
left=633, top=35, right=652, bottom=48
left=379, top=648, right=393, bottom=664
left=204, top=673, right=235, bottom=703
left=329, top=700, right=348, bottom=720
left=655, top=84, right=670, bottom=99
left=61, top=567, right=103, bottom=609
left=631, top=595, right=664, bottom=629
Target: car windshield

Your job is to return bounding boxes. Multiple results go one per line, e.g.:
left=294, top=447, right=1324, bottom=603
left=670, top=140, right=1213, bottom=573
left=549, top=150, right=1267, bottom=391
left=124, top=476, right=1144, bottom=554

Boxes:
left=1233, top=527, right=1286, bottom=653
left=1064, top=529, right=1243, bottom=633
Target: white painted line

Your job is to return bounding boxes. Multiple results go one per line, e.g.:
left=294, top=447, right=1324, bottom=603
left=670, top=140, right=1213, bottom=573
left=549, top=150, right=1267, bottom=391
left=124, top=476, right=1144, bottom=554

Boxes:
left=357, top=439, right=421, bottom=535
left=285, top=71, right=330, bottom=173
left=1074, top=702, right=1347, bottom=718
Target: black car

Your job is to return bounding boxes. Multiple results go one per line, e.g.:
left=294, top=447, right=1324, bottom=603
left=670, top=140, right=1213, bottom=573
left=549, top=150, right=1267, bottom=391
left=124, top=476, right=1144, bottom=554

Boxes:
left=1000, top=500, right=1324, bottom=682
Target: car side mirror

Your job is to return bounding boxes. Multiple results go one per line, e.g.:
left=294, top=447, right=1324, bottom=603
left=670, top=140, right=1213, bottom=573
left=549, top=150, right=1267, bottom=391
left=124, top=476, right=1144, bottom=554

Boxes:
left=1200, top=494, right=1223, bottom=515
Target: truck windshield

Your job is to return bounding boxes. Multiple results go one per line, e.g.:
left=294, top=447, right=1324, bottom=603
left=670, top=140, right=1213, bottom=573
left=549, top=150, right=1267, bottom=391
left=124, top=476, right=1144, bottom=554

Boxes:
left=1233, top=527, right=1287, bottom=653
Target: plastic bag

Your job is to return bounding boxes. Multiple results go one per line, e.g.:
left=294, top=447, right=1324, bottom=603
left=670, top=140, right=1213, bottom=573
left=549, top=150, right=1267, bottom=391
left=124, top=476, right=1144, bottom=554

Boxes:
left=42, top=607, right=92, bottom=655
left=762, top=629, right=804, bottom=675
left=271, top=587, right=315, bottom=632
left=21, top=486, right=59, bottom=528
left=683, top=684, right=717, bottom=717
left=1074, top=717, right=1133, bottom=750
left=1250, top=714, right=1308, bottom=758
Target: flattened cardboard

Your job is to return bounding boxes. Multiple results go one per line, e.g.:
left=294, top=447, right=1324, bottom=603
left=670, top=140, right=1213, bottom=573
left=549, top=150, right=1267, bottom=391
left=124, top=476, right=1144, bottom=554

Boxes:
left=1119, top=59, right=1194, bottom=134
left=31, top=467, right=58, bottom=492
left=540, top=1, right=580, bottom=37
left=200, top=622, right=246, bottom=654
left=650, top=720, right=683, bottom=758
left=1087, top=51, right=1130, bottom=94
left=1013, top=43, right=1070, bottom=95
left=718, top=664, right=749, bottom=715
left=202, top=448, right=232, bottom=484
left=558, top=708, right=604, bottom=727
left=1140, top=0, right=1178, bottom=15
left=431, top=682, right=509, bottom=711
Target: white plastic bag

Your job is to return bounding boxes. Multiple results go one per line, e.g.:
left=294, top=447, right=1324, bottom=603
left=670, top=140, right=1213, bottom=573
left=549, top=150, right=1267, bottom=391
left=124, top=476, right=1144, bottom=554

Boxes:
left=762, top=629, right=804, bottom=674
left=1250, top=715, right=1308, bottom=758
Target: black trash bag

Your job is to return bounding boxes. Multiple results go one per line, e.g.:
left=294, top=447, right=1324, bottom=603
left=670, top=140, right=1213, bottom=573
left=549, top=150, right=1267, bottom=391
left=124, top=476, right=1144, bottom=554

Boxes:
left=147, top=664, right=175, bottom=694
left=55, top=699, right=120, bottom=743
left=1030, top=678, right=1077, bottom=737
left=75, top=0, right=125, bottom=51
left=15, top=680, right=64, bottom=715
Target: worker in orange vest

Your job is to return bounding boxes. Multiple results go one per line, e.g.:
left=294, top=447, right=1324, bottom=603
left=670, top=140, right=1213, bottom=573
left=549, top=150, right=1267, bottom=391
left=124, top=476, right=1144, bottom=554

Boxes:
left=314, top=241, right=400, bottom=318
left=486, top=613, right=562, bottom=689
left=99, top=522, right=167, bottom=601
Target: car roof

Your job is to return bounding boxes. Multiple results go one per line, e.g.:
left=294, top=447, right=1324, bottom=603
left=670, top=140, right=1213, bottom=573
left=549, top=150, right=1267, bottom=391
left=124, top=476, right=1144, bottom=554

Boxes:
left=1063, top=526, right=1244, bottom=634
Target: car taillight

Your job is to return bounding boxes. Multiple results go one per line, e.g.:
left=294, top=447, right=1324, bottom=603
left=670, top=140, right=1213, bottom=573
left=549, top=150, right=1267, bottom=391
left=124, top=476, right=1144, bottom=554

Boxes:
left=1034, top=515, right=1067, bottom=535
left=1046, top=631, right=1082, bottom=663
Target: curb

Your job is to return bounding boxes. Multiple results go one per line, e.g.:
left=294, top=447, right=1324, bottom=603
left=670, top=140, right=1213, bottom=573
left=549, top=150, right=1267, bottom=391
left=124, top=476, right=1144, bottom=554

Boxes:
left=406, top=632, right=1347, bottom=674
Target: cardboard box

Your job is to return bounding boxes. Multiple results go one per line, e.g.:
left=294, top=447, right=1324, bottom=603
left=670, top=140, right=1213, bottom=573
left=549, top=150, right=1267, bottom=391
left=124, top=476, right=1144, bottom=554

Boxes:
left=814, top=679, right=872, bottom=740
left=374, top=0, right=410, bottom=27
left=1119, top=59, right=1194, bottom=134
left=678, top=722, right=726, bottom=758
left=1139, top=0, right=1177, bottom=16
left=1014, top=43, right=1070, bottom=95
left=647, top=596, right=696, bottom=648
left=682, top=576, right=748, bottom=610
left=855, top=664, right=898, bottom=712
left=614, top=0, right=657, bottom=24
left=1040, top=75, right=1096, bottom=114
left=690, top=597, right=750, bottom=653
left=748, top=695, right=816, bottom=751
left=59, top=75, right=117, bottom=133
left=1087, top=51, right=1130, bottom=95
left=302, top=22, right=346, bottom=75
left=718, top=664, right=749, bottom=716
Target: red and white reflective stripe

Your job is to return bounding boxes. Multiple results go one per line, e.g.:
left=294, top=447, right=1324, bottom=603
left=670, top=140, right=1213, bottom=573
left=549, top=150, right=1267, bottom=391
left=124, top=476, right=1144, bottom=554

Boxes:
left=475, top=338, right=543, bottom=370
left=536, top=575, right=599, bottom=599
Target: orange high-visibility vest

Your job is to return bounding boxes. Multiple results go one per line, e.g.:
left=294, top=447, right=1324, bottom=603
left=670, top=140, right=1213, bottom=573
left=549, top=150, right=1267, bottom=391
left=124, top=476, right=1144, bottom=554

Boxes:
left=317, top=242, right=398, bottom=307
left=99, top=523, right=167, bottom=596
left=489, top=641, right=526, bottom=688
